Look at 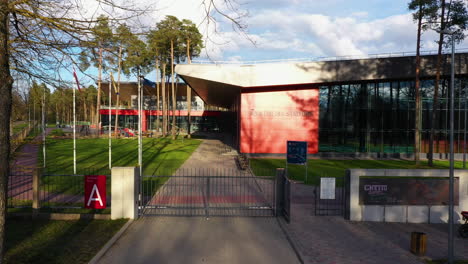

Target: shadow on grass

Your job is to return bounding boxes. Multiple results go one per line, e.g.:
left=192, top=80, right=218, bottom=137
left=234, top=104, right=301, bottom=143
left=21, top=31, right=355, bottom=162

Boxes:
left=5, top=218, right=126, bottom=264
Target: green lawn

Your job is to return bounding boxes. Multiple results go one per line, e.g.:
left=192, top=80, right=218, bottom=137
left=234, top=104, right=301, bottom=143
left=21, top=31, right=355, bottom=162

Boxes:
left=41, top=137, right=201, bottom=175
left=250, top=159, right=467, bottom=186
left=5, top=218, right=127, bottom=264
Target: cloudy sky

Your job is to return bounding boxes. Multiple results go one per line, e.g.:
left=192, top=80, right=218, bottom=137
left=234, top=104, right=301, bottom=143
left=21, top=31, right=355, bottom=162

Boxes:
left=62, top=0, right=468, bottom=85
left=143, top=0, right=465, bottom=63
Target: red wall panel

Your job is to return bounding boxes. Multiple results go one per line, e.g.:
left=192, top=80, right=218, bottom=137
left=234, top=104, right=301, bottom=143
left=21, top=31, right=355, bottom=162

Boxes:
left=99, top=109, right=221, bottom=117
left=240, top=88, right=319, bottom=154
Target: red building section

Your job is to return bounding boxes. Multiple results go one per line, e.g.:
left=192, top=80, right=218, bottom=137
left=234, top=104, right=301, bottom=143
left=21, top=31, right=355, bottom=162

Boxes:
left=240, top=88, right=319, bottom=154
left=100, top=109, right=221, bottom=132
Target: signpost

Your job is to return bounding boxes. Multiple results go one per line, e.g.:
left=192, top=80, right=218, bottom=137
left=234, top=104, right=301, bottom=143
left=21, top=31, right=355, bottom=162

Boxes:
left=84, top=175, right=106, bottom=209
left=320, top=177, right=336, bottom=199
left=286, top=141, right=308, bottom=182
left=359, top=177, right=459, bottom=205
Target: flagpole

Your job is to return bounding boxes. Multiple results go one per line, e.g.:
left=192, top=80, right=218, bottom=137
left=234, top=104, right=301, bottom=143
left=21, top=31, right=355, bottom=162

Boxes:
left=72, top=67, right=81, bottom=174
left=138, top=70, right=142, bottom=177
left=73, top=74, right=76, bottom=174
left=109, top=74, right=112, bottom=170
left=42, top=85, right=46, bottom=168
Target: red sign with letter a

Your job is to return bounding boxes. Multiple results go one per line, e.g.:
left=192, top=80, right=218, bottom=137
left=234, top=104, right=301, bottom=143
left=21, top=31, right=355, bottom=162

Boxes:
left=84, top=175, right=106, bottom=209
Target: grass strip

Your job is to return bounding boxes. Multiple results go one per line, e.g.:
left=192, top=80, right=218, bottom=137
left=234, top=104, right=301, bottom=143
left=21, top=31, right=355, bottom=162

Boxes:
left=250, top=159, right=467, bottom=186
left=5, top=218, right=127, bottom=264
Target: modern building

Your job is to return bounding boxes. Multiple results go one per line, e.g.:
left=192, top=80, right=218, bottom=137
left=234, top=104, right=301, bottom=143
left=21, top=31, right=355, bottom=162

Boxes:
left=99, top=81, right=229, bottom=134
left=175, top=53, right=468, bottom=156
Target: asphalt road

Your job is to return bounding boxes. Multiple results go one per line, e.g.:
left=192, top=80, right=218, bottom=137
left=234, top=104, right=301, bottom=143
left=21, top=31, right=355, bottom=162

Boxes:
left=98, top=216, right=301, bottom=264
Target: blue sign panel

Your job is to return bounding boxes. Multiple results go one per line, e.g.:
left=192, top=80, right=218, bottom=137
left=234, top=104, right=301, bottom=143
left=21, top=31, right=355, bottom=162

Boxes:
left=287, top=141, right=307, bottom=164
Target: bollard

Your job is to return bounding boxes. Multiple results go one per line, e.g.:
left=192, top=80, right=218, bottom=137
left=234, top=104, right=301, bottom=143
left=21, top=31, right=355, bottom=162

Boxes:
left=410, top=232, right=427, bottom=256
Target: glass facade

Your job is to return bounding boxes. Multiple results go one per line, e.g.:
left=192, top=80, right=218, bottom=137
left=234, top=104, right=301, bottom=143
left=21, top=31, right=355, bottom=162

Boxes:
left=146, top=115, right=220, bottom=133
left=319, top=77, right=468, bottom=153
left=101, top=114, right=222, bottom=133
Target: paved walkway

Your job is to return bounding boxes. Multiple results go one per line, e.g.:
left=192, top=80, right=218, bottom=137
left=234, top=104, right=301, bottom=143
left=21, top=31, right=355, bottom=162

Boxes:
left=9, top=128, right=60, bottom=205
left=281, top=182, right=468, bottom=264
left=177, top=138, right=239, bottom=170
left=11, top=128, right=43, bottom=173
left=99, top=137, right=468, bottom=263
left=99, top=138, right=301, bottom=264
left=98, top=217, right=300, bottom=264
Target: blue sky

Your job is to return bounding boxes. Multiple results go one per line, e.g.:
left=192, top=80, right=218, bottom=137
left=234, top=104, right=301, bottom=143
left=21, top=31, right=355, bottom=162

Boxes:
left=69, top=0, right=468, bottom=85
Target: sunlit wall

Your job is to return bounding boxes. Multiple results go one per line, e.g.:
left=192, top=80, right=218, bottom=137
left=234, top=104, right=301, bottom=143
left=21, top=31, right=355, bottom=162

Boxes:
left=240, top=88, right=319, bottom=154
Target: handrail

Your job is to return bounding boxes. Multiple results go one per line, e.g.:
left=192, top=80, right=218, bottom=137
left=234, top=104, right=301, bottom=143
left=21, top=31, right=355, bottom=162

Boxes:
left=191, top=48, right=468, bottom=65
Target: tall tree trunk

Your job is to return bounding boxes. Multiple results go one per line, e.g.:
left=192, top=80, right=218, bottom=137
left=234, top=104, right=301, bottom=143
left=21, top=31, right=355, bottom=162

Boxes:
left=171, top=40, right=176, bottom=139
left=429, top=0, right=446, bottom=166
left=114, top=46, right=122, bottom=138
left=155, top=56, right=160, bottom=135
left=186, top=39, right=191, bottom=138
left=96, top=47, right=102, bottom=128
left=56, top=101, right=59, bottom=125
left=83, top=98, right=87, bottom=123
left=162, top=63, right=167, bottom=136
left=166, top=77, right=170, bottom=134
left=414, top=3, right=423, bottom=165
left=186, top=39, right=191, bottom=64
left=0, top=0, right=12, bottom=259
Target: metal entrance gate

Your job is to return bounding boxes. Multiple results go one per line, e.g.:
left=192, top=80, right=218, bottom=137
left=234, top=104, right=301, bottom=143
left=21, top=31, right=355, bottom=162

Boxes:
left=314, top=176, right=347, bottom=216
left=140, top=170, right=276, bottom=217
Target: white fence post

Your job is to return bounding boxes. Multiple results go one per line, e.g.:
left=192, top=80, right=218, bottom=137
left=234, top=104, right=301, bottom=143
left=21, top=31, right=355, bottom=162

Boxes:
left=111, top=167, right=139, bottom=220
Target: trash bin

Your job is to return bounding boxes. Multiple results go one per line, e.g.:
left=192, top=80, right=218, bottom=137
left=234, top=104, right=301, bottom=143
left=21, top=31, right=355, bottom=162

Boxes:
left=410, top=232, right=426, bottom=256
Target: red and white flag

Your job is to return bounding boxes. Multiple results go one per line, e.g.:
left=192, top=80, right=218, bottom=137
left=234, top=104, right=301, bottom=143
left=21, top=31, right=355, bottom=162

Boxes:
left=73, top=67, right=82, bottom=92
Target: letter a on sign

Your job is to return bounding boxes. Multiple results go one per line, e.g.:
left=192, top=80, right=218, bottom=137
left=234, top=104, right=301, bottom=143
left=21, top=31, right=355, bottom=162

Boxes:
left=84, top=175, right=106, bottom=209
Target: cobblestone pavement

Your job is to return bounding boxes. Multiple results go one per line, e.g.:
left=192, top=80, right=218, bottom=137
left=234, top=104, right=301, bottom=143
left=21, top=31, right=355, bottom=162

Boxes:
left=177, top=137, right=239, bottom=170
left=281, top=182, right=468, bottom=264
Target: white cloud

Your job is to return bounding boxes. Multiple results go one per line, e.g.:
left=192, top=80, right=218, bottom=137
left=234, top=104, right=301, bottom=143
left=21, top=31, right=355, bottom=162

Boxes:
left=70, top=0, right=462, bottom=63
left=243, top=10, right=424, bottom=58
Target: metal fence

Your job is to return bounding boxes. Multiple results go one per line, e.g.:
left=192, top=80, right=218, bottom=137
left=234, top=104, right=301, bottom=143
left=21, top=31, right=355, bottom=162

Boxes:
left=8, top=166, right=111, bottom=211
left=314, top=176, right=347, bottom=216
left=140, top=168, right=276, bottom=217
left=40, top=173, right=111, bottom=210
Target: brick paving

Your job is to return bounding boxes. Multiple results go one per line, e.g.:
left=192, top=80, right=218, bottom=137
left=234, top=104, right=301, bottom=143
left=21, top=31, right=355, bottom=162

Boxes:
left=177, top=137, right=240, bottom=170
left=280, top=182, right=468, bottom=264
left=177, top=138, right=468, bottom=263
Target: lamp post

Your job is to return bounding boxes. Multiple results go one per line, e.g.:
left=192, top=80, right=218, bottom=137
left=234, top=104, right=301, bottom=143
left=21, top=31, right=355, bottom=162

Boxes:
left=436, top=28, right=455, bottom=264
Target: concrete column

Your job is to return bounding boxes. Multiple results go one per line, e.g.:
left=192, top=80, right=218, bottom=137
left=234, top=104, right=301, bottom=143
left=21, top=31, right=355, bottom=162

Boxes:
left=111, top=167, right=139, bottom=220
left=32, top=168, right=41, bottom=214
left=349, top=169, right=363, bottom=221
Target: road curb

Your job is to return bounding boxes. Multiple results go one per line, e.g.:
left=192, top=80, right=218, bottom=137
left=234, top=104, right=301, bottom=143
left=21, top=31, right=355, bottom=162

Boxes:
left=88, top=219, right=133, bottom=264
left=276, top=217, right=305, bottom=264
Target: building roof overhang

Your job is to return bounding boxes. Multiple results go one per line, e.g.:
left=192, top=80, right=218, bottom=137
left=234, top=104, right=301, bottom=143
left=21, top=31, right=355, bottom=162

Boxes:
left=176, top=53, right=468, bottom=108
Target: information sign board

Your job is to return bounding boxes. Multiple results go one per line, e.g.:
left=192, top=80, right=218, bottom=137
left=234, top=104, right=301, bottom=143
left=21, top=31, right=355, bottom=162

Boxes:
left=84, top=175, right=106, bottom=209
left=287, top=141, right=307, bottom=164
left=359, top=177, right=459, bottom=205
left=320, top=177, right=336, bottom=199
